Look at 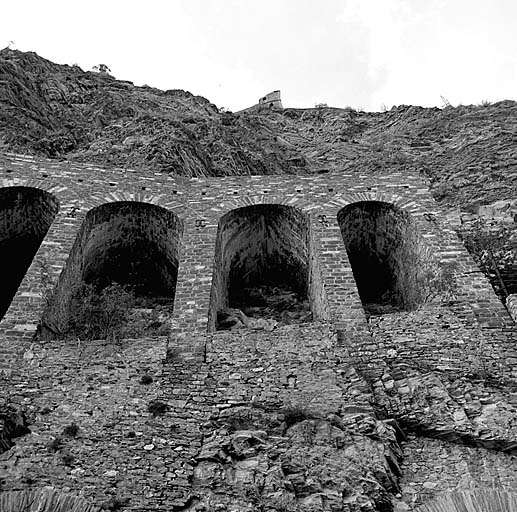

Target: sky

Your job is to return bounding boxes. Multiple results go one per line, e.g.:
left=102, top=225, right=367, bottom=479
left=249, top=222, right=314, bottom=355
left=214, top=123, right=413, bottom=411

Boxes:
left=1, top=0, right=516, bottom=112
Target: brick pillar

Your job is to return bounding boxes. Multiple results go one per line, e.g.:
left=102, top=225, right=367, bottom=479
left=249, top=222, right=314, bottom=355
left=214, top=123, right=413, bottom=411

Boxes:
left=310, top=213, right=369, bottom=333
left=171, top=219, right=217, bottom=336
left=0, top=210, right=83, bottom=372
left=423, top=218, right=514, bottom=328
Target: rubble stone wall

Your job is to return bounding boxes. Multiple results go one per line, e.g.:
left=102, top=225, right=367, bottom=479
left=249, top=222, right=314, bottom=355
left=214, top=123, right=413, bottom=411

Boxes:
left=1, top=152, right=516, bottom=511
left=397, top=436, right=517, bottom=510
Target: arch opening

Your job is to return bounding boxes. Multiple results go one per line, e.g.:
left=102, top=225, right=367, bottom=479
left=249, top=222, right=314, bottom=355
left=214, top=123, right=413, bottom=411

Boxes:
left=81, top=202, right=180, bottom=296
left=337, top=201, right=422, bottom=315
left=41, top=201, right=183, bottom=340
left=0, top=186, right=59, bottom=320
left=210, top=204, right=317, bottom=331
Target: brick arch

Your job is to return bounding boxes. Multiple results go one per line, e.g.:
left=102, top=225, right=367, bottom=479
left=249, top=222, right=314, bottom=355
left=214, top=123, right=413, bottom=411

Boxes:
left=0, top=176, right=86, bottom=206
left=322, top=190, right=431, bottom=217
left=207, top=194, right=319, bottom=220
left=40, top=199, right=184, bottom=339
left=335, top=197, right=434, bottom=314
left=0, top=185, right=62, bottom=321
left=78, top=192, right=186, bottom=217
left=208, top=201, right=327, bottom=331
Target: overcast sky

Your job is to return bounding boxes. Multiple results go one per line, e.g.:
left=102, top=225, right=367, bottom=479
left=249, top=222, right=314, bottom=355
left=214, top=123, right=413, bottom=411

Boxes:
left=2, top=0, right=516, bottom=111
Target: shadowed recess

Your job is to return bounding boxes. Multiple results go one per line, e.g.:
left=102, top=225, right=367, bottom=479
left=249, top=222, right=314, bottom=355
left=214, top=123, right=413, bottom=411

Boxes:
left=337, top=201, right=422, bottom=315
left=209, top=204, right=318, bottom=330
left=0, top=186, right=59, bottom=320
left=80, top=202, right=181, bottom=295
left=41, top=201, right=183, bottom=338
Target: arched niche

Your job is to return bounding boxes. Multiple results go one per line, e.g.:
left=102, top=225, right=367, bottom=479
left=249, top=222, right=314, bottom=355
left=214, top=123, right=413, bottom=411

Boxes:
left=80, top=202, right=181, bottom=295
left=209, top=203, right=323, bottom=331
left=337, top=201, right=423, bottom=315
left=42, top=201, right=183, bottom=338
left=0, top=186, right=59, bottom=320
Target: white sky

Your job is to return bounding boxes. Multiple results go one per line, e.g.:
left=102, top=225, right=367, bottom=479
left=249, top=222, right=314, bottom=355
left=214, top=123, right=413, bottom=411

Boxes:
left=2, top=0, right=516, bottom=111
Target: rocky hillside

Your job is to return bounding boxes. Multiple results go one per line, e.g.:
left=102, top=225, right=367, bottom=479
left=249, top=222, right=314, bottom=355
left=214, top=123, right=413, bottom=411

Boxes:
left=0, top=49, right=303, bottom=177
left=1, top=48, right=516, bottom=295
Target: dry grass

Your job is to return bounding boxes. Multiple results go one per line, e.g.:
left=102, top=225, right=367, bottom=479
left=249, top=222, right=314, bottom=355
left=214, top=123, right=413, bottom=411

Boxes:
left=0, top=488, right=100, bottom=512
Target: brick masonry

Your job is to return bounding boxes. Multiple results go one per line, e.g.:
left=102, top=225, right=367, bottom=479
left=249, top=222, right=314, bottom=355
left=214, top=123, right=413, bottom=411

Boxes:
left=1, top=151, right=516, bottom=511
left=0, top=153, right=511, bottom=359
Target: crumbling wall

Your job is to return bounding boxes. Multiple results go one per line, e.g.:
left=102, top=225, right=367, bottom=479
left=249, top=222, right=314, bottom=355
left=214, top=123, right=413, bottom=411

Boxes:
left=0, top=153, right=515, bottom=511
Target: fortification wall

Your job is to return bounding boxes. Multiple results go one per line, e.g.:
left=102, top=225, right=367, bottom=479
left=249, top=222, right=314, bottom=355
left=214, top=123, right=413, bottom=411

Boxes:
left=238, top=90, right=283, bottom=113
left=1, top=152, right=516, bottom=511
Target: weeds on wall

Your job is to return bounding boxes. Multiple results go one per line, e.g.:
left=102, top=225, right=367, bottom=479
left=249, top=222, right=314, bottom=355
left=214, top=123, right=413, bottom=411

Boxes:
left=458, top=219, right=515, bottom=298
left=67, top=283, right=133, bottom=341
left=403, top=257, right=458, bottom=306
left=63, top=282, right=171, bottom=341
left=421, top=261, right=458, bottom=302
left=280, top=405, right=315, bottom=427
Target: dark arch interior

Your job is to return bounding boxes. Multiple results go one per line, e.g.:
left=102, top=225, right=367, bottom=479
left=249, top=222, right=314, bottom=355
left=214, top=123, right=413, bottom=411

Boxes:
left=0, top=187, right=59, bottom=320
left=81, top=202, right=181, bottom=297
left=338, top=201, right=419, bottom=315
left=40, top=201, right=183, bottom=340
left=211, top=204, right=312, bottom=330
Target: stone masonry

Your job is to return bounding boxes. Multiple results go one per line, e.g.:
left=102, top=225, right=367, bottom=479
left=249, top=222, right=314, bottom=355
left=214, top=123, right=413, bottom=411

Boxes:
left=1, top=151, right=517, bottom=511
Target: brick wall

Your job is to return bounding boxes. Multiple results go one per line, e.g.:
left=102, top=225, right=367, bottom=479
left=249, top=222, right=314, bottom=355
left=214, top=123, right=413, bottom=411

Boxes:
left=1, top=152, right=516, bottom=511
left=0, top=152, right=513, bottom=373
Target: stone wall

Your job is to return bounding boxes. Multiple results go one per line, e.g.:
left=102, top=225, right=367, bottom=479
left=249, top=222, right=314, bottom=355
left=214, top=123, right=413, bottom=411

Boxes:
left=396, top=436, right=517, bottom=510
left=0, top=152, right=516, bottom=511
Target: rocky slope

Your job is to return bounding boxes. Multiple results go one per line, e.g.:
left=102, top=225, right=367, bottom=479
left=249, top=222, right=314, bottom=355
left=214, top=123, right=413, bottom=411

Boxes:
left=1, top=48, right=516, bottom=298
left=0, top=49, right=303, bottom=177
left=2, top=49, right=517, bottom=512
left=1, top=48, right=516, bottom=207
